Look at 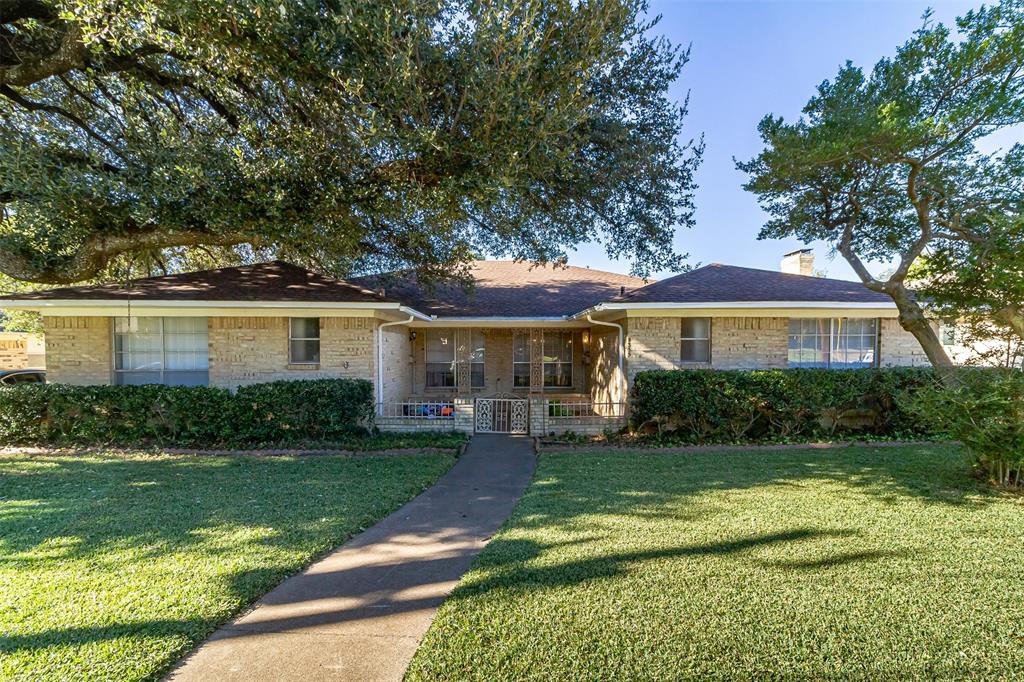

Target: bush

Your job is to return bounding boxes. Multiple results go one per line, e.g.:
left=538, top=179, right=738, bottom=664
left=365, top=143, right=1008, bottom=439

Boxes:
left=0, top=379, right=374, bottom=447
left=630, top=368, right=937, bottom=444
left=906, top=369, right=1024, bottom=488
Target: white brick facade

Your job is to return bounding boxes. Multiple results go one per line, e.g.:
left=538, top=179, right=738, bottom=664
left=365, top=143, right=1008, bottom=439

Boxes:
left=208, top=316, right=376, bottom=390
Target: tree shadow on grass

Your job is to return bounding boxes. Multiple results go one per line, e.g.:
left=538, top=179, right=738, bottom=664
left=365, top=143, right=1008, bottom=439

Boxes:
left=514, top=443, right=996, bottom=534
left=0, top=452, right=450, bottom=666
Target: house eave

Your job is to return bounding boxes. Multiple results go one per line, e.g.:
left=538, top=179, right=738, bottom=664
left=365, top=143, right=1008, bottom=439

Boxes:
left=0, top=299, right=434, bottom=321
left=571, top=300, right=900, bottom=319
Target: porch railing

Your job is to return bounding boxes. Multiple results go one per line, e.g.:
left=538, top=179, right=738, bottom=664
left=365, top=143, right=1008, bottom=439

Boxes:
left=545, top=400, right=627, bottom=419
left=376, top=401, right=456, bottom=420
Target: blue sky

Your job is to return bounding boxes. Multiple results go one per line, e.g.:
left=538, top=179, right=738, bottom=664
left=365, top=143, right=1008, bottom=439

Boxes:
left=569, top=0, right=982, bottom=281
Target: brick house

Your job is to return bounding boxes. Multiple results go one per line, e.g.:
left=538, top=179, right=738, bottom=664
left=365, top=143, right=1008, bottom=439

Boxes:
left=0, top=252, right=941, bottom=435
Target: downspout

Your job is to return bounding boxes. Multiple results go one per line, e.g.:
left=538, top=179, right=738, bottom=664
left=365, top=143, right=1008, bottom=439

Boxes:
left=376, top=316, right=415, bottom=414
left=586, top=315, right=626, bottom=412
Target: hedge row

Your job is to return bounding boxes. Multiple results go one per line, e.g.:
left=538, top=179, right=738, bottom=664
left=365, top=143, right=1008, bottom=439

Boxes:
left=0, top=378, right=374, bottom=447
left=630, top=368, right=938, bottom=443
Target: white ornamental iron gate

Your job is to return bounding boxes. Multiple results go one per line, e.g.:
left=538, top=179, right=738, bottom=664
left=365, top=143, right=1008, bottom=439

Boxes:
left=475, top=397, right=529, bottom=434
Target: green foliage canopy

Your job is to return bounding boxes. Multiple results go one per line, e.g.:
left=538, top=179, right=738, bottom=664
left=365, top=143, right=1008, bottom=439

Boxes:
left=738, top=2, right=1024, bottom=373
left=0, top=0, right=701, bottom=284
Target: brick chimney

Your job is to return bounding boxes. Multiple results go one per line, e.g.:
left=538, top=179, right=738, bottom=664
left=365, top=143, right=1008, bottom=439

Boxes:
left=781, top=249, right=814, bottom=276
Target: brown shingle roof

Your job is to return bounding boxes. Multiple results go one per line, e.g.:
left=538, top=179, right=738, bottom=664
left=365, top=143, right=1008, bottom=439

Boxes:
left=617, top=263, right=893, bottom=304
left=3, top=261, right=392, bottom=303
left=351, top=261, right=649, bottom=317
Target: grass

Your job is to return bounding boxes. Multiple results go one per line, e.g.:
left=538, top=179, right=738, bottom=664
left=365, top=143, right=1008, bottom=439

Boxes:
left=0, top=450, right=455, bottom=681
left=407, top=444, right=1024, bottom=680
left=289, top=430, right=469, bottom=451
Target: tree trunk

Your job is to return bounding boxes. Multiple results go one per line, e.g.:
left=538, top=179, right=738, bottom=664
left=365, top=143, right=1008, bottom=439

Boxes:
left=887, top=283, right=958, bottom=386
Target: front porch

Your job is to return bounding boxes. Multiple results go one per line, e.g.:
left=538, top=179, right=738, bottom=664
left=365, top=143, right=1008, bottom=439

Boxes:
left=376, top=325, right=627, bottom=435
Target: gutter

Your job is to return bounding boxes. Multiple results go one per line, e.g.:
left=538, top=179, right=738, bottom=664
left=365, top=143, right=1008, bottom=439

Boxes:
left=574, top=301, right=896, bottom=315
left=586, top=314, right=626, bottom=403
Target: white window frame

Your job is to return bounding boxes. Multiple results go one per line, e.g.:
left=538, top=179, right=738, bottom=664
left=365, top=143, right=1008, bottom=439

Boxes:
left=289, top=317, right=321, bottom=365
left=680, top=317, right=712, bottom=364
left=112, top=317, right=209, bottom=385
left=788, top=318, right=879, bottom=369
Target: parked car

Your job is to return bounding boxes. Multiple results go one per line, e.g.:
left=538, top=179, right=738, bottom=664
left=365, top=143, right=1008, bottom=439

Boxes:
left=0, top=369, right=46, bottom=385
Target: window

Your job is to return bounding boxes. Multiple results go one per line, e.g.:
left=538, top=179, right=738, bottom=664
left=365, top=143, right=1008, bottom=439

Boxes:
left=513, top=332, right=574, bottom=389
left=543, top=332, right=574, bottom=388
left=426, top=331, right=485, bottom=389
left=470, top=330, right=485, bottom=388
left=289, top=318, right=320, bottom=364
left=788, top=318, right=878, bottom=369
left=425, top=331, right=455, bottom=388
left=513, top=333, right=531, bottom=388
left=114, top=317, right=208, bottom=386
left=940, top=322, right=957, bottom=346
left=680, top=318, right=711, bottom=363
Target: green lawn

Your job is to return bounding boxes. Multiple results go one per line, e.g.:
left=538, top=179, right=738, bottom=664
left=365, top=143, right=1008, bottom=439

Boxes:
left=0, top=451, right=455, bottom=682
left=408, top=445, right=1024, bottom=680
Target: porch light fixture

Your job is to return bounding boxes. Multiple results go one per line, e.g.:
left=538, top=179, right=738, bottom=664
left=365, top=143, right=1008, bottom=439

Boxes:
left=409, top=331, right=417, bottom=342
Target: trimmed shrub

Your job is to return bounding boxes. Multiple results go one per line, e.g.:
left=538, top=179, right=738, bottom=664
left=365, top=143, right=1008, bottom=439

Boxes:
left=232, top=378, right=374, bottom=443
left=0, top=378, right=373, bottom=447
left=630, top=368, right=937, bottom=443
left=906, top=369, right=1024, bottom=487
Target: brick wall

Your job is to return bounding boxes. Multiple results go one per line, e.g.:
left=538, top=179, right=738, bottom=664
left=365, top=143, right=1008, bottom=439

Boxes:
left=627, top=316, right=792, bottom=377
left=878, top=318, right=933, bottom=367
left=379, top=324, right=412, bottom=404
left=711, top=317, right=788, bottom=369
left=625, top=317, right=681, bottom=381
left=0, top=334, right=29, bottom=370
left=208, top=316, right=376, bottom=389
left=42, top=316, right=111, bottom=385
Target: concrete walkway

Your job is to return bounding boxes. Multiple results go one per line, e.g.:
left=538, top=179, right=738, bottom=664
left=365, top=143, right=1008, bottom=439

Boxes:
left=167, top=435, right=535, bottom=682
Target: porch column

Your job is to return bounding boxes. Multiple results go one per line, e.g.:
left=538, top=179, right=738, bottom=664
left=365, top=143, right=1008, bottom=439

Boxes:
left=454, top=327, right=473, bottom=394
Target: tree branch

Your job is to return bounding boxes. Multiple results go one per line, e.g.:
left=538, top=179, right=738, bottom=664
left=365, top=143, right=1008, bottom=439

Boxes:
left=0, top=227, right=250, bottom=284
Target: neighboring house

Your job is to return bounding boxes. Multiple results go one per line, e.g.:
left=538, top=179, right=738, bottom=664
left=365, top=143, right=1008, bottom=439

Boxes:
left=0, top=332, right=45, bottom=370
left=0, top=251, right=936, bottom=435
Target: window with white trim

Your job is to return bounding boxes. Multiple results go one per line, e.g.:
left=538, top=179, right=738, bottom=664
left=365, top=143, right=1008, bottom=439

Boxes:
left=113, top=317, right=208, bottom=386
left=289, top=318, right=320, bottom=364
left=680, top=318, right=711, bottom=363
left=788, top=318, right=878, bottom=369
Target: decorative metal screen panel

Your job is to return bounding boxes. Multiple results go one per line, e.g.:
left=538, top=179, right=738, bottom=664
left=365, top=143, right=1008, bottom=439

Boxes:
left=475, top=398, right=529, bottom=434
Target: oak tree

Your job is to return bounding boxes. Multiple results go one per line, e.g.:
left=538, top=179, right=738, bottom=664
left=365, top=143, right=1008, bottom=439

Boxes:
left=0, top=0, right=701, bottom=284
